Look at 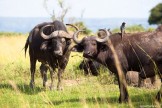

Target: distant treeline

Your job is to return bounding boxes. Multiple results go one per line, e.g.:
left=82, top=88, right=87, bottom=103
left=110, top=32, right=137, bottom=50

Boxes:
left=0, top=24, right=155, bottom=37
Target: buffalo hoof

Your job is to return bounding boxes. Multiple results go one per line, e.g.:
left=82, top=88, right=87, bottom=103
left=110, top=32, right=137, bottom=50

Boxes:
left=43, top=82, right=48, bottom=89
left=156, top=91, right=162, bottom=102
left=57, top=86, right=63, bottom=91
left=49, top=86, right=57, bottom=91
left=118, top=96, right=129, bottom=103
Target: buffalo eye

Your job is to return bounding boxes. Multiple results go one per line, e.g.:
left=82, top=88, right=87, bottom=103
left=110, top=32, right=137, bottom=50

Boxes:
left=100, top=45, right=107, bottom=51
left=61, top=38, right=65, bottom=43
left=92, top=42, right=96, bottom=46
left=66, top=40, right=71, bottom=45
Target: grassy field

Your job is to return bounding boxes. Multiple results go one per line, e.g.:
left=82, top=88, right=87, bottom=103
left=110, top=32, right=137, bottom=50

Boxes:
left=0, top=32, right=161, bottom=108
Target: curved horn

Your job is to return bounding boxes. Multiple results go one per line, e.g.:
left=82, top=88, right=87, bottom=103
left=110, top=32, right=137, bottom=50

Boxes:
left=53, top=30, right=72, bottom=39
left=66, top=24, right=79, bottom=31
left=96, top=29, right=110, bottom=43
left=73, top=30, right=85, bottom=44
left=40, top=24, right=54, bottom=39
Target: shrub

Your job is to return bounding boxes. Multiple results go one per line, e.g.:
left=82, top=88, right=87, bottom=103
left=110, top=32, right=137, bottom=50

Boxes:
left=112, top=25, right=153, bottom=33
left=69, top=21, right=92, bottom=35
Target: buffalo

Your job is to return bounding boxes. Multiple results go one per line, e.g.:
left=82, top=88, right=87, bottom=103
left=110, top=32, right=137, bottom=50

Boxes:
left=78, top=29, right=112, bottom=76
left=72, top=28, right=162, bottom=103
left=126, top=71, right=156, bottom=87
left=79, top=29, right=157, bottom=87
left=79, top=58, right=101, bottom=76
left=25, top=20, right=77, bottom=90
left=79, top=59, right=157, bottom=87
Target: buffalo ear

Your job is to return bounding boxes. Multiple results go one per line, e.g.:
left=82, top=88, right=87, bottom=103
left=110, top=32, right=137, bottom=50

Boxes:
left=40, top=41, right=52, bottom=51
left=71, top=45, right=84, bottom=52
left=99, top=44, right=108, bottom=51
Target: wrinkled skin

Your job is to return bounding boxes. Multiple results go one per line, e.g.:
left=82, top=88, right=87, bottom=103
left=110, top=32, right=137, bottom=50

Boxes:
left=73, top=30, right=162, bottom=103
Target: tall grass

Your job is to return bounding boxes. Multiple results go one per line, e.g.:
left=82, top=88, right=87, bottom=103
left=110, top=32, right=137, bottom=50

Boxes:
left=0, top=33, right=161, bottom=108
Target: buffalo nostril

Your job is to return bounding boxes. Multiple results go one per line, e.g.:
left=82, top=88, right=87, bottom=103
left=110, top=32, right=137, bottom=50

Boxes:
left=54, top=51, right=62, bottom=56
left=85, top=51, right=91, bottom=55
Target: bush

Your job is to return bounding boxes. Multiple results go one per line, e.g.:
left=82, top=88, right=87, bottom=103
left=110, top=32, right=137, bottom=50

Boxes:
left=126, top=24, right=145, bottom=33
left=71, top=21, right=92, bottom=35
left=112, top=25, right=154, bottom=33
left=148, top=3, right=162, bottom=25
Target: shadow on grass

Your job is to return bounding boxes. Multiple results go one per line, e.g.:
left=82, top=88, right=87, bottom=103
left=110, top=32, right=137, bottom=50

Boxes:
left=51, top=92, right=159, bottom=107
left=0, top=83, right=42, bottom=95
left=51, top=97, right=117, bottom=105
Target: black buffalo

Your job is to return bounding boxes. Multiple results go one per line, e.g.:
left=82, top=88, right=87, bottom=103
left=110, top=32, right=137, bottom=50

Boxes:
left=79, top=58, right=101, bottom=76
left=78, top=29, right=112, bottom=76
left=25, top=20, right=77, bottom=90
left=126, top=71, right=156, bottom=87
left=72, top=29, right=162, bottom=103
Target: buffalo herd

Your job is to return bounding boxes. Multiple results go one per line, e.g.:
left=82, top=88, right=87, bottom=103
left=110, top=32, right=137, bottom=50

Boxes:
left=25, top=20, right=162, bottom=103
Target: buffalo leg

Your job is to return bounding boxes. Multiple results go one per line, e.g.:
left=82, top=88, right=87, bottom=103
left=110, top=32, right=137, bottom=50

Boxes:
left=150, top=76, right=156, bottom=86
left=57, top=68, right=64, bottom=90
left=89, top=61, right=99, bottom=76
left=40, top=64, right=48, bottom=88
left=30, top=58, right=36, bottom=89
left=138, top=76, right=145, bottom=87
left=49, top=67, right=55, bottom=90
left=83, top=62, right=89, bottom=75
left=117, top=73, right=129, bottom=103
left=156, top=78, right=162, bottom=102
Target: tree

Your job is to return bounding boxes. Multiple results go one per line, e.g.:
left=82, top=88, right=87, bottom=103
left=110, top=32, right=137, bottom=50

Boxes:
left=74, top=21, right=92, bottom=35
left=43, top=0, right=92, bottom=34
left=44, top=0, right=70, bottom=22
left=148, top=3, right=162, bottom=25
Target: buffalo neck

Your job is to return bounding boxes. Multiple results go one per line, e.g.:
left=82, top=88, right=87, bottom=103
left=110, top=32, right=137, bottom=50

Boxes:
left=94, top=47, right=113, bottom=67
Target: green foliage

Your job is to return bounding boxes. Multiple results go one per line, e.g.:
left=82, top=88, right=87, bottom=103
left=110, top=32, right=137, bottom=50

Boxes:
left=126, top=24, right=145, bottom=32
left=147, top=27, right=155, bottom=32
left=148, top=3, right=162, bottom=25
left=73, top=21, right=92, bottom=35
left=97, top=72, right=116, bottom=85
left=112, top=25, right=155, bottom=33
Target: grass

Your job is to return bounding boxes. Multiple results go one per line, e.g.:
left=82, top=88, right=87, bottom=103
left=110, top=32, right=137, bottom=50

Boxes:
left=0, top=33, right=161, bottom=108
left=112, top=25, right=155, bottom=33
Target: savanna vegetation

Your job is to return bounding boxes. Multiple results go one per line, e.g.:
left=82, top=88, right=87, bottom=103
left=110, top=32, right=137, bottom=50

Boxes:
left=0, top=25, right=161, bottom=108
left=148, top=3, right=162, bottom=25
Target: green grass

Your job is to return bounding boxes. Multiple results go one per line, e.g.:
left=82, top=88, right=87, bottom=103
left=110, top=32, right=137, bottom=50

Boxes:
left=0, top=78, right=159, bottom=108
left=112, top=25, right=155, bottom=33
left=0, top=33, right=161, bottom=108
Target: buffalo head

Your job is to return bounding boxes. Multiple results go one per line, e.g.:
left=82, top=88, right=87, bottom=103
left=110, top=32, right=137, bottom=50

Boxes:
left=40, top=24, right=73, bottom=56
left=72, top=29, right=110, bottom=58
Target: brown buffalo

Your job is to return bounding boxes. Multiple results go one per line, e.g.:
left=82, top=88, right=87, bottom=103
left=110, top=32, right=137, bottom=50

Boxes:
left=72, top=28, right=162, bottom=103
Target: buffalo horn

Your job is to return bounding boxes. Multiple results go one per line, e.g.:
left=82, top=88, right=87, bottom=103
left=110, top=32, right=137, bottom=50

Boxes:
left=73, top=30, right=85, bottom=44
left=96, top=29, right=110, bottom=42
left=52, top=30, right=72, bottom=39
left=66, top=24, right=79, bottom=31
left=40, top=25, right=72, bottom=39
left=40, top=24, right=54, bottom=39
